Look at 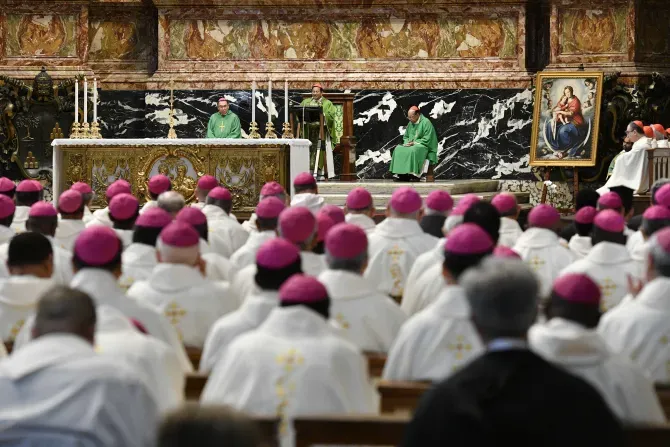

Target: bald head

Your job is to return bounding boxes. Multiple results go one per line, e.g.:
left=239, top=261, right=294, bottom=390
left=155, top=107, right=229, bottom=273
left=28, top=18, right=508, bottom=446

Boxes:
left=158, top=191, right=186, bottom=216
left=32, top=286, right=97, bottom=343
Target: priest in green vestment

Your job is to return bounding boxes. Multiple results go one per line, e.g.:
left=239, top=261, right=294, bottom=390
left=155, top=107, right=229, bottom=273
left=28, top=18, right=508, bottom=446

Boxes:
left=389, top=106, right=438, bottom=180
left=206, top=98, right=242, bottom=138
left=299, top=83, right=337, bottom=179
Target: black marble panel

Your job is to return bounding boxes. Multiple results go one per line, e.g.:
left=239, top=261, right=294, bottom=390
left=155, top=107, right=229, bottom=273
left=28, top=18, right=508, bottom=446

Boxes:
left=98, top=90, right=147, bottom=139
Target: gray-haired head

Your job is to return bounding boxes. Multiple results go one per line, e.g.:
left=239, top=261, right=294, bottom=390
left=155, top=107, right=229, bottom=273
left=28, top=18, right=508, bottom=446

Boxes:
left=460, top=257, right=539, bottom=342
left=32, top=286, right=97, bottom=344
left=652, top=178, right=670, bottom=205
left=325, top=249, right=368, bottom=274
left=647, top=231, right=670, bottom=280
left=158, top=191, right=186, bottom=216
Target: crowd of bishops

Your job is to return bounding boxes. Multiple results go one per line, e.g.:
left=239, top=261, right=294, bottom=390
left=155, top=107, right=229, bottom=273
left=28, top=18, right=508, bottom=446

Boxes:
left=0, top=171, right=670, bottom=446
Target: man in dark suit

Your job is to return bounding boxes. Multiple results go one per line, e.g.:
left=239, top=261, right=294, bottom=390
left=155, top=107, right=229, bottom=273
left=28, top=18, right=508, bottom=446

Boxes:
left=402, top=257, right=625, bottom=447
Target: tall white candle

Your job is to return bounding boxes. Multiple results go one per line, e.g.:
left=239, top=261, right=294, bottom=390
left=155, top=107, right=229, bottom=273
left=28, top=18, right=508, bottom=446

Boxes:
left=83, top=78, right=88, bottom=124
left=74, top=80, right=79, bottom=123
left=267, top=79, right=272, bottom=122
left=284, top=80, right=288, bottom=123
left=93, top=78, right=97, bottom=122
left=251, top=80, right=256, bottom=123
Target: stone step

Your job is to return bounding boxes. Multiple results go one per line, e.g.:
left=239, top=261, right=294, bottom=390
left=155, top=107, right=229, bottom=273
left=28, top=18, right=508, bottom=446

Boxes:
left=321, top=191, right=530, bottom=208
left=317, top=179, right=500, bottom=196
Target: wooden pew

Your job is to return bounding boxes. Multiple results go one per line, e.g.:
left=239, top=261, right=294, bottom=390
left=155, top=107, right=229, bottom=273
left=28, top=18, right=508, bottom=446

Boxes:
left=252, top=416, right=280, bottom=447
left=185, top=373, right=208, bottom=401
left=185, top=346, right=202, bottom=369
left=655, top=384, right=670, bottom=420
left=293, top=414, right=409, bottom=447
left=627, top=425, right=670, bottom=446
left=3, top=341, right=12, bottom=355
left=364, top=352, right=387, bottom=378
left=377, top=380, right=430, bottom=414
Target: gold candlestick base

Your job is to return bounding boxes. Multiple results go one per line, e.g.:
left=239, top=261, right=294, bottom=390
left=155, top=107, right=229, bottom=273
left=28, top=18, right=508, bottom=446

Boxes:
left=81, top=122, right=91, bottom=139
left=248, top=121, right=261, bottom=139
left=90, top=121, right=102, bottom=139
left=281, top=122, right=294, bottom=139
left=265, top=121, right=278, bottom=139
left=69, top=122, right=82, bottom=139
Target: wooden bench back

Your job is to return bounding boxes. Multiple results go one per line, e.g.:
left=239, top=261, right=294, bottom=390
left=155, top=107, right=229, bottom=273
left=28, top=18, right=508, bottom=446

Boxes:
left=293, top=414, right=409, bottom=447
left=378, top=380, right=430, bottom=414
left=364, top=352, right=387, bottom=378
left=185, top=373, right=208, bottom=401
left=185, top=346, right=202, bottom=369
left=647, top=147, right=670, bottom=191
left=655, top=384, right=670, bottom=420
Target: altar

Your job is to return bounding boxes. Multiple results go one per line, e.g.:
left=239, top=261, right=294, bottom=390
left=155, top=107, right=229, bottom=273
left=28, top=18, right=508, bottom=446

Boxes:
left=51, top=138, right=311, bottom=216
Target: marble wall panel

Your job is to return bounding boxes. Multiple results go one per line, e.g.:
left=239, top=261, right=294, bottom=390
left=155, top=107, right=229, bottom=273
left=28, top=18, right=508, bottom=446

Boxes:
left=559, top=7, right=628, bottom=55
left=89, top=12, right=151, bottom=61
left=6, top=14, right=79, bottom=58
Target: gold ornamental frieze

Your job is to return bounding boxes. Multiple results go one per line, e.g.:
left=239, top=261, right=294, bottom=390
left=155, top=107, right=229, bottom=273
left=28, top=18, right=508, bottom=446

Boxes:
left=137, top=146, right=208, bottom=203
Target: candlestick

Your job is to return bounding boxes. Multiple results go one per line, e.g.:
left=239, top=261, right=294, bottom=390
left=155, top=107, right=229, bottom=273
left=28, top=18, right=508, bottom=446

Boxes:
left=267, top=79, right=272, bottom=123
left=93, top=78, right=97, bottom=122
left=74, top=79, right=79, bottom=123
left=284, top=80, right=288, bottom=123
left=251, top=80, right=256, bottom=123
left=83, top=78, right=88, bottom=124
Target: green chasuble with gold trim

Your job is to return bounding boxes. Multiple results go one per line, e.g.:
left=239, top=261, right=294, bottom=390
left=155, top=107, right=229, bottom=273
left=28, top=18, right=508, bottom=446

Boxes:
left=206, top=111, right=241, bottom=138
left=389, top=115, right=438, bottom=176
left=299, top=97, right=337, bottom=138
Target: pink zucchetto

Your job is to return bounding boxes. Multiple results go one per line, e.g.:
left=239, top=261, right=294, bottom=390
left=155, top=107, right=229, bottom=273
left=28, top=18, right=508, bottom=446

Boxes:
left=390, top=187, right=422, bottom=214
left=597, top=192, right=622, bottom=210
left=528, top=204, right=560, bottom=228
left=644, top=205, right=670, bottom=221
left=109, top=193, right=139, bottom=220
left=279, top=206, right=316, bottom=244
left=445, top=223, right=494, bottom=255
left=0, top=195, right=16, bottom=219
left=319, top=204, right=345, bottom=225
left=594, top=209, right=625, bottom=233
left=148, top=174, right=171, bottom=195
left=575, top=206, right=598, bottom=224
left=493, top=245, right=521, bottom=259
left=552, top=273, right=601, bottom=305
left=294, top=172, right=316, bottom=187
left=279, top=274, right=328, bottom=304
left=457, top=193, right=481, bottom=208
left=136, top=207, right=173, bottom=228
left=261, top=181, right=286, bottom=197
left=105, top=180, right=131, bottom=200
left=316, top=213, right=336, bottom=243
left=70, top=182, right=92, bottom=194
left=208, top=186, right=232, bottom=201
left=325, top=223, right=368, bottom=259
left=29, top=201, right=57, bottom=217
left=58, top=190, right=84, bottom=214
left=0, top=177, right=15, bottom=193
left=654, top=184, right=670, bottom=208
left=256, top=238, right=301, bottom=270
left=16, top=179, right=41, bottom=193
left=256, top=197, right=286, bottom=219
left=197, top=175, right=218, bottom=191
left=176, top=207, right=207, bottom=226
left=491, top=193, right=517, bottom=215
left=426, top=190, right=454, bottom=213
left=346, top=187, right=373, bottom=210
left=74, top=226, right=121, bottom=266
left=159, top=221, right=200, bottom=248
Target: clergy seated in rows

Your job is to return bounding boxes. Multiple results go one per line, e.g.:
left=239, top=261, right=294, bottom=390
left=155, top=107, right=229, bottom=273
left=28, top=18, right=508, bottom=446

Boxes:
left=513, top=204, right=576, bottom=298
left=312, top=205, right=344, bottom=255
left=383, top=224, right=491, bottom=381
left=128, top=222, right=235, bottom=349
left=598, top=189, right=635, bottom=237
left=0, top=195, right=15, bottom=249
left=54, top=189, right=86, bottom=251
left=12, top=226, right=193, bottom=373
left=599, top=227, right=670, bottom=382
left=230, top=197, right=285, bottom=276
left=652, top=124, right=670, bottom=148
left=365, top=187, right=438, bottom=300
left=599, top=121, right=652, bottom=195
left=559, top=188, right=600, bottom=242
left=389, top=106, right=438, bottom=182
left=627, top=180, right=670, bottom=256
left=561, top=210, right=640, bottom=312
left=529, top=273, right=665, bottom=424
left=87, top=179, right=131, bottom=228
left=141, top=174, right=171, bottom=214
left=569, top=206, right=596, bottom=259
left=11, top=179, right=43, bottom=233
left=120, top=208, right=173, bottom=290
left=344, top=187, right=376, bottom=233
left=319, top=224, right=406, bottom=353
left=242, top=181, right=288, bottom=233
left=0, top=177, right=16, bottom=199
left=628, top=206, right=670, bottom=274
left=200, top=238, right=301, bottom=373
left=0, top=233, right=54, bottom=344
left=203, top=187, right=248, bottom=258
left=109, top=193, right=140, bottom=249
left=402, top=258, right=625, bottom=447
left=419, top=190, right=453, bottom=239
left=0, top=287, right=159, bottom=447
left=206, top=98, right=241, bottom=139
left=491, top=192, right=523, bottom=248
left=401, top=199, right=495, bottom=317
left=70, top=181, right=94, bottom=224
left=201, top=275, right=376, bottom=447
left=192, top=175, right=218, bottom=210
left=158, top=404, right=263, bottom=447
left=290, top=172, right=324, bottom=215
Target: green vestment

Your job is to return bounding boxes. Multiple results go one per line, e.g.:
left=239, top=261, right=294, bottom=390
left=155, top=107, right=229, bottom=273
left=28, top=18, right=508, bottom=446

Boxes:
left=206, top=111, right=241, bottom=138
left=299, top=97, right=337, bottom=169
left=389, top=115, right=439, bottom=176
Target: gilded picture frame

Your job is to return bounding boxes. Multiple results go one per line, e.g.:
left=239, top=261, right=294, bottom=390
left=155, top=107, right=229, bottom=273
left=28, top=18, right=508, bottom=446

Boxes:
left=529, top=71, right=604, bottom=167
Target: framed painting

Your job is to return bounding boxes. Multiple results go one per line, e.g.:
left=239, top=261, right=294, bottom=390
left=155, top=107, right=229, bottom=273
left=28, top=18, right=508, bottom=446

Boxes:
left=530, top=71, right=604, bottom=167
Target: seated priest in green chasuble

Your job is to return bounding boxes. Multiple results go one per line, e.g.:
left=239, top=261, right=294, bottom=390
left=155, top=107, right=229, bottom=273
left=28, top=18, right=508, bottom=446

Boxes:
left=206, top=98, right=242, bottom=138
left=390, top=106, right=438, bottom=180
left=299, top=83, right=337, bottom=179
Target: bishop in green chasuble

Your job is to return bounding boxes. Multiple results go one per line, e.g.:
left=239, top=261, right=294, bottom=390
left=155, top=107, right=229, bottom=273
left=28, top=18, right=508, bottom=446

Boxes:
left=206, top=98, right=242, bottom=139
left=299, top=83, right=337, bottom=178
left=390, top=106, right=438, bottom=178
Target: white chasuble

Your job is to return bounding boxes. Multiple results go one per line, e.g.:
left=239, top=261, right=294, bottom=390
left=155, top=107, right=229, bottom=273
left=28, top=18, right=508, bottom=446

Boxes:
left=319, top=269, right=407, bottom=353
left=383, top=285, right=483, bottom=382
left=139, top=200, right=158, bottom=214
left=201, top=306, right=376, bottom=447
left=402, top=239, right=445, bottom=316
left=531, top=318, right=665, bottom=424
left=9, top=206, right=29, bottom=233
left=0, top=275, right=53, bottom=343
left=498, top=217, right=523, bottom=248
left=127, top=263, right=235, bottom=349
left=54, top=218, right=85, bottom=251
left=345, top=213, right=377, bottom=233
left=229, top=264, right=260, bottom=306
left=568, top=234, right=593, bottom=259
left=229, top=230, right=276, bottom=276
left=46, top=236, right=75, bottom=285
left=86, top=207, right=113, bottom=228
left=289, top=193, right=324, bottom=215
left=560, top=241, right=641, bottom=312
left=513, top=227, right=576, bottom=298
left=82, top=206, right=93, bottom=224
left=241, top=213, right=258, bottom=233
left=598, top=137, right=652, bottom=194
left=300, top=251, right=327, bottom=277
left=120, top=243, right=157, bottom=291
left=115, top=228, right=133, bottom=249
left=199, top=239, right=235, bottom=282
left=202, top=205, right=249, bottom=257
left=365, top=217, right=439, bottom=298
left=0, top=225, right=15, bottom=246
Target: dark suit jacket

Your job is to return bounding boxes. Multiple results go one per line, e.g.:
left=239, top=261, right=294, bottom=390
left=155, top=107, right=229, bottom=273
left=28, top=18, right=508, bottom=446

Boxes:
left=402, top=349, right=625, bottom=447
left=420, top=215, right=446, bottom=239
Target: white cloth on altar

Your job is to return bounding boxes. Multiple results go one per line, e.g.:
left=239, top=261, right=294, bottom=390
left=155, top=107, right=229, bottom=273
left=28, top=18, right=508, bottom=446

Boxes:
left=560, top=241, right=641, bottom=311
left=365, top=217, right=439, bottom=298
left=127, top=264, right=234, bottom=349
left=9, top=206, right=29, bottom=234
left=201, top=205, right=249, bottom=258
left=598, top=137, right=653, bottom=194
left=401, top=239, right=445, bottom=316
left=0, top=275, right=54, bottom=342
left=199, top=290, right=278, bottom=373
left=0, top=333, right=158, bottom=447
left=228, top=230, right=276, bottom=276
left=382, top=285, right=483, bottom=382
left=530, top=318, right=665, bottom=424
left=86, top=207, right=113, bottom=228
left=318, top=269, right=406, bottom=353
left=568, top=234, right=592, bottom=259
left=345, top=213, right=376, bottom=233
left=54, top=219, right=85, bottom=251
left=290, top=193, right=324, bottom=215
left=499, top=217, right=523, bottom=248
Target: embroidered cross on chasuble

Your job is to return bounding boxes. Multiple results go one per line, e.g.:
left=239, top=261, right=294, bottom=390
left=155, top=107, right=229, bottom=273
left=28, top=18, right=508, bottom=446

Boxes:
left=219, top=123, right=225, bottom=132
left=528, top=256, right=546, bottom=272
left=599, top=278, right=618, bottom=311
left=165, top=301, right=187, bottom=340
